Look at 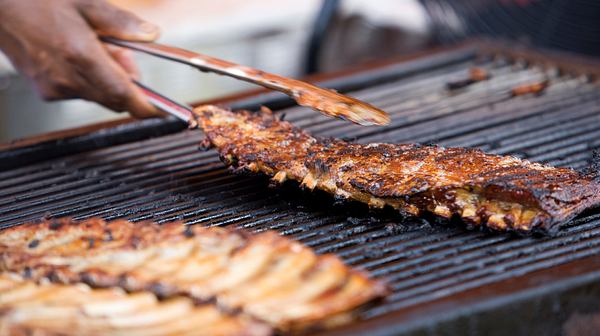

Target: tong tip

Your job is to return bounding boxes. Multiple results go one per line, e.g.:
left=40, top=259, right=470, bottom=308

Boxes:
left=346, top=103, right=391, bottom=126
left=295, top=89, right=391, bottom=126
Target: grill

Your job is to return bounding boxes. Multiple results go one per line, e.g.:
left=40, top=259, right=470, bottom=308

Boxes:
left=3, top=42, right=600, bottom=335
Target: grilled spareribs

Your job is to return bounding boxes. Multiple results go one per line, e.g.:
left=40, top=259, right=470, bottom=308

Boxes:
left=0, top=218, right=386, bottom=332
left=194, top=105, right=600, bottom=232
left=0, top=273, right=269, bottom=336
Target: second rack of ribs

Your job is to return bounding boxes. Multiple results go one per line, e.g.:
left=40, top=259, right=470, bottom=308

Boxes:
left=0, top=218, right=385, bottom=332
left=195, top=105, right=600, bottom=233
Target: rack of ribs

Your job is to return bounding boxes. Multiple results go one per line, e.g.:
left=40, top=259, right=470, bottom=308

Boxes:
left=194, top=105, right=600, bottom=233
left=0, top=273, right=267, bottom=336
left=0, top=218, right=386, bottom=332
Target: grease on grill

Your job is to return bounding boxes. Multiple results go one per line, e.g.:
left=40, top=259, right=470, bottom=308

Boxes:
left=446, top=67, right=490, bottom=90
left=511, top=79, right=550, bottom=96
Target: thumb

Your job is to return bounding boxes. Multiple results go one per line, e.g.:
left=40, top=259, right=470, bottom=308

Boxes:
left=78, top=0, right=160, bottom=41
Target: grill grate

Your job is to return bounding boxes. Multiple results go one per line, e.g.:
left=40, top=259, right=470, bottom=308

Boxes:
left=2, top=45, right=600, bottom=334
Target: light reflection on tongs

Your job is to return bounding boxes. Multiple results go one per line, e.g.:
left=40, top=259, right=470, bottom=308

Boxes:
left=132, top=80, right=197, bottom=128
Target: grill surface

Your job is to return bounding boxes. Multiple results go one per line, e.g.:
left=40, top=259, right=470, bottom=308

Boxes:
left=2, top=43, right=600, bottom=335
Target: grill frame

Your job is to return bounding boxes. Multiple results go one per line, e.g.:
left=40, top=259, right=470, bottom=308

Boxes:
left=3, top=41, right=600, bottom=335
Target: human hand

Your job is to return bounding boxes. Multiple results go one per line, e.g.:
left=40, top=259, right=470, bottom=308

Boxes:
left=0, top=0, right=163, bottom=118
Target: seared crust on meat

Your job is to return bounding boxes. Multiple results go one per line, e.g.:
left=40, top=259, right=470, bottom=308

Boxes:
left=194, top=105, right=600, bottom=233
left=0, top=218, right=386, bottom=332
left=0, top=273, right=269, bottom=336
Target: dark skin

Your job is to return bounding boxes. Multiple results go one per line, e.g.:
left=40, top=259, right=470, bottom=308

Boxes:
left=0, top=0, right=163, bottom=118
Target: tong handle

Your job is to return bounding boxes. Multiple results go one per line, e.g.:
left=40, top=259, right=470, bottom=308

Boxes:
left=102, top=37, right=289, bottom=92
left=102, top=36, right=390, bottom=126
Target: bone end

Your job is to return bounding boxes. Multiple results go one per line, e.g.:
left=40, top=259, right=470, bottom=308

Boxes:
left=301, top=173, right=318, bottom=190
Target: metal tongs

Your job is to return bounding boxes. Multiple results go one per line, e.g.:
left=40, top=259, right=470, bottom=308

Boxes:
left=102, top=37, right=390, bottom=127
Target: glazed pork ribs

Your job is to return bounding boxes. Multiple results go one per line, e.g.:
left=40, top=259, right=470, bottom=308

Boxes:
left=0, top=273, right=267, bottom=336
left=195, top=105, right=600, bottom=233
left=0, top=218, right=386, bottom=332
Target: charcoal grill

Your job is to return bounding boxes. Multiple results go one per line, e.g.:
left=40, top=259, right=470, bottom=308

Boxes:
left=3, top=41, right=600, bottom=335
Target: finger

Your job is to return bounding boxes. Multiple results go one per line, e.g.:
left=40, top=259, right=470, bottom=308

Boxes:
left=128, top=85, right=169, bottom=119
left=77, top=0, right=160, bottom=41
left=106, top=45, right=140, bottom=80
left=103, top=46, right=168, bottom=119
left=77, top=43, right=164, bottom=118
left=32, top=73, right=83, bottom=101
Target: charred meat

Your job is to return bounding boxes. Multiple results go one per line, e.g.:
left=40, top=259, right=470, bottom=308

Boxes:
left=0, top=218, right=386, bottom=332
left=194, top=105, right=600, bottom=233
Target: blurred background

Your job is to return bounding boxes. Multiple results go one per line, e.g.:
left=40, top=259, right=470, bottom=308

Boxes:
left=1, top=0, right=599, bottom=142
